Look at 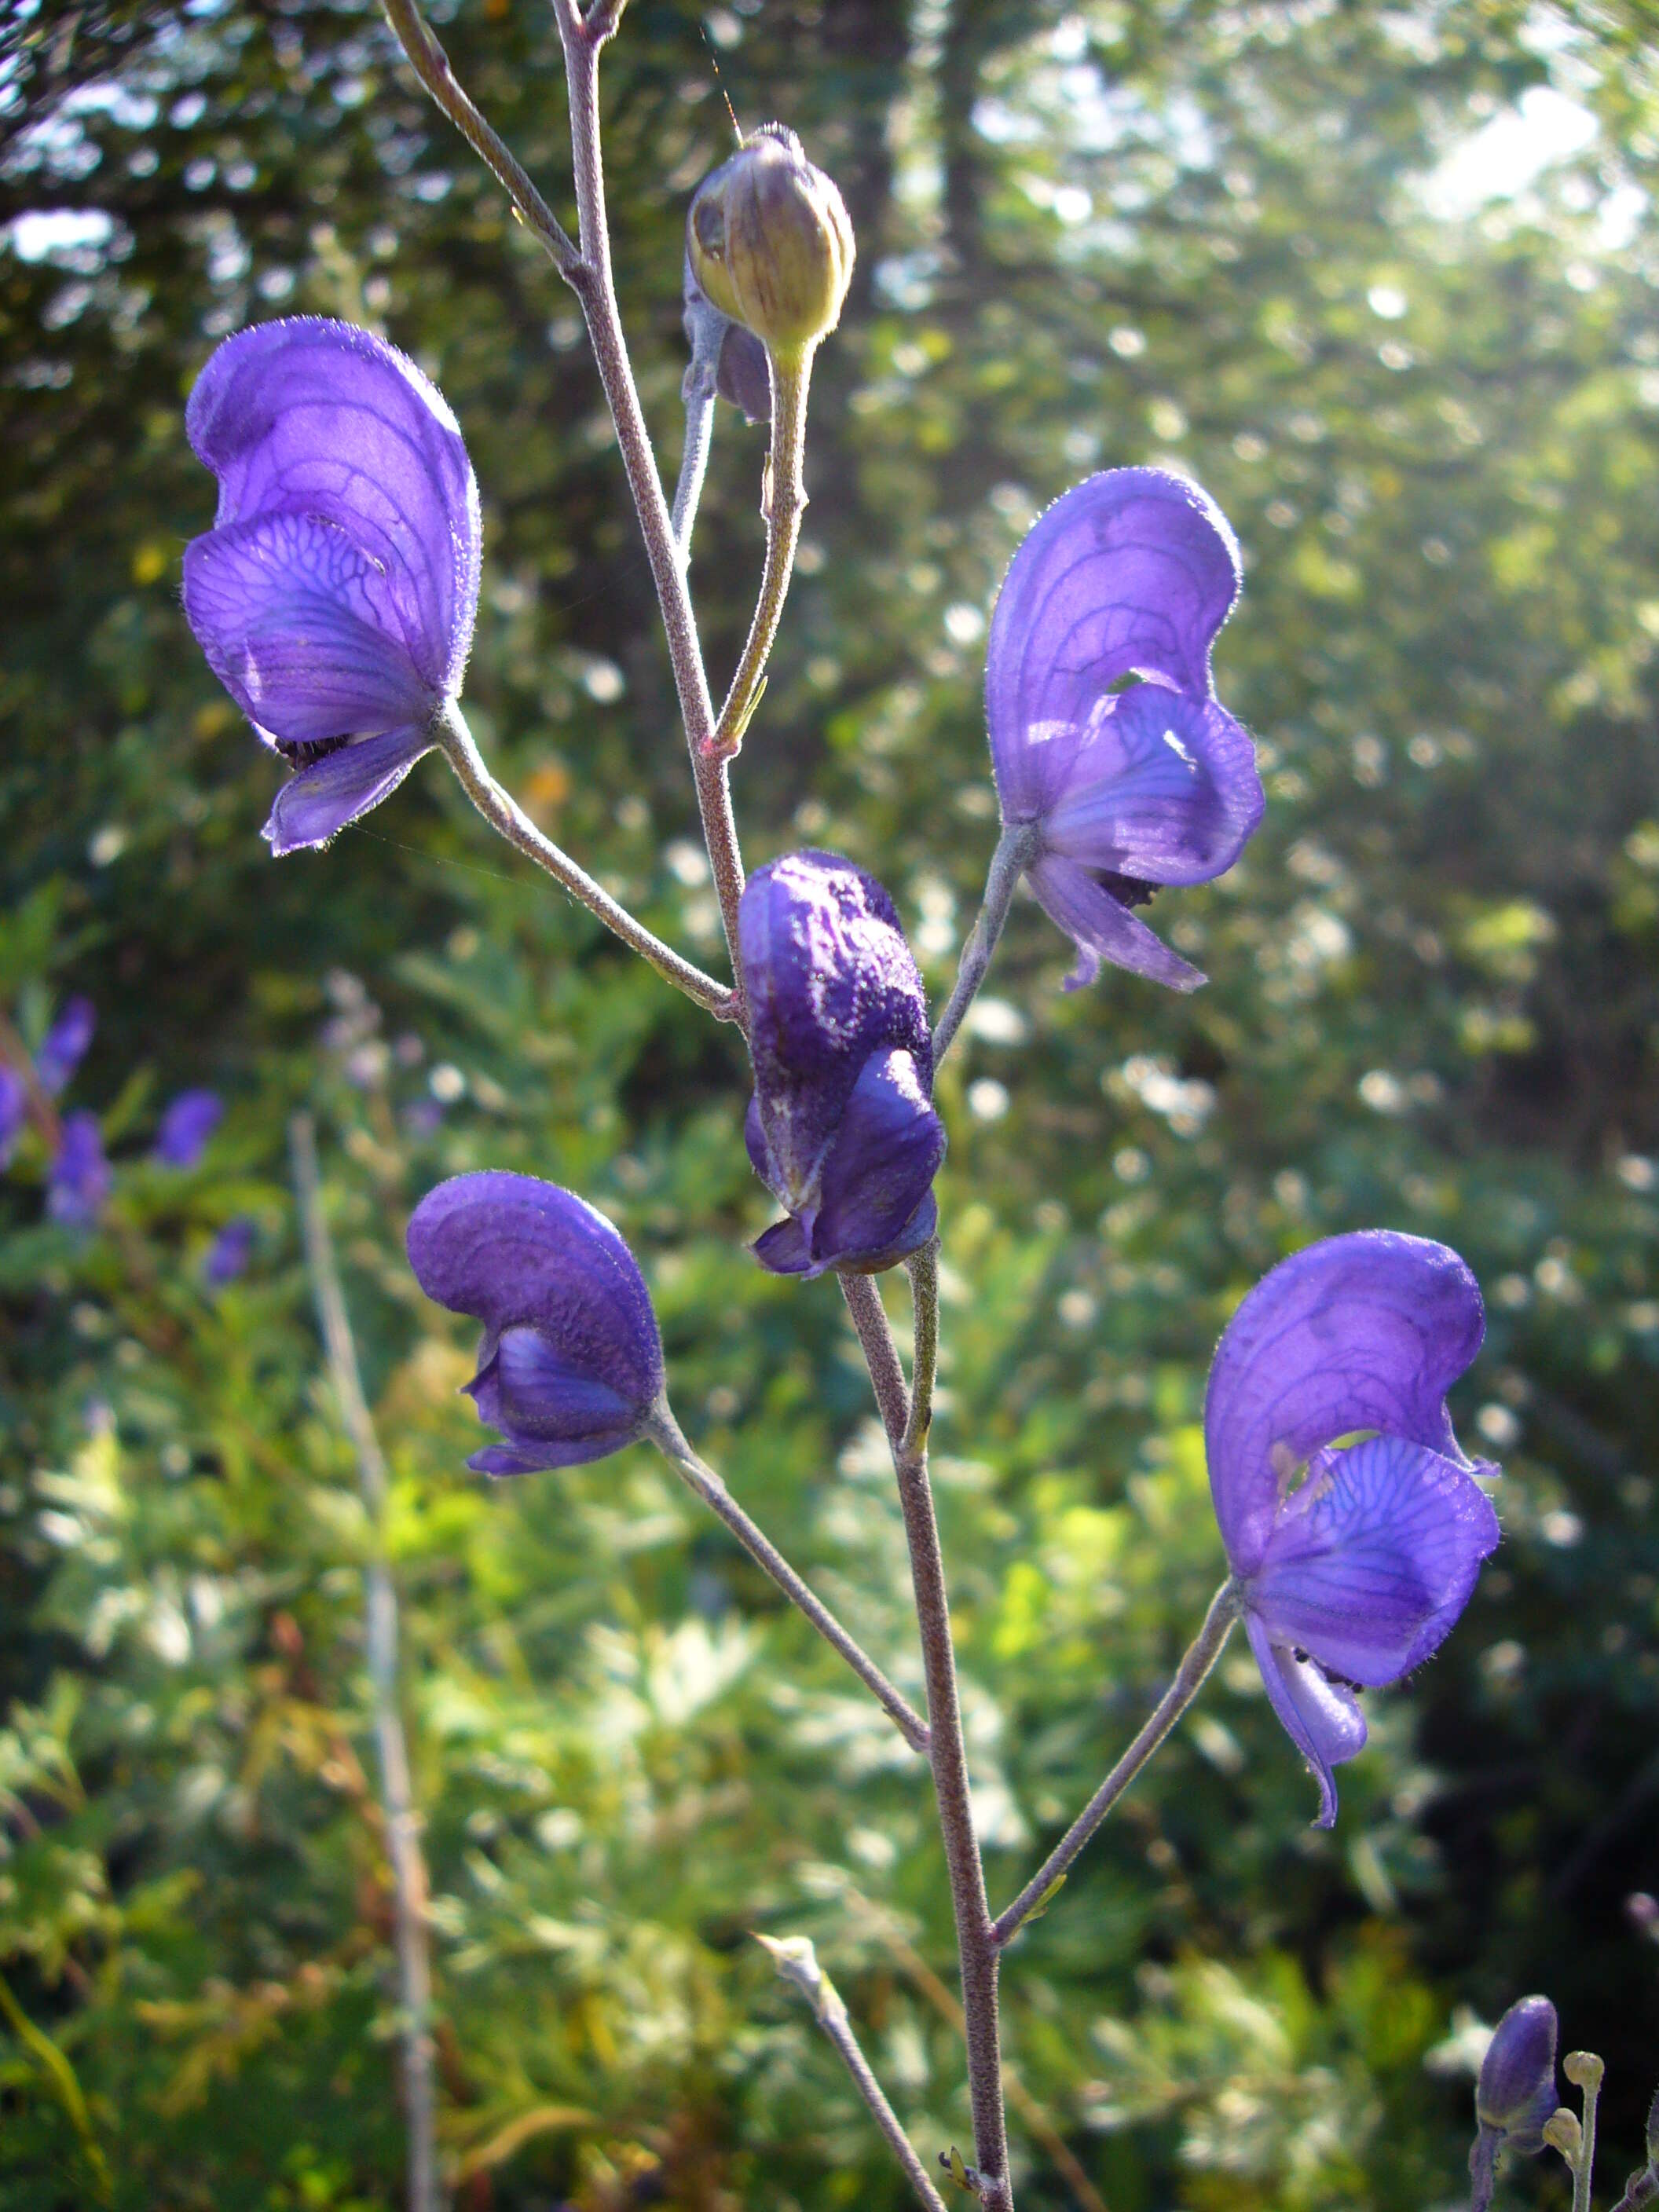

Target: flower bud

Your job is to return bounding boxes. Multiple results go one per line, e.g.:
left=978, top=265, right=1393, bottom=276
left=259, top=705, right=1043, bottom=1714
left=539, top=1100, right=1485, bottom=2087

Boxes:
left=1477, top=1996, right=1558, bottom=2155
left=687, top=125, right=854, bottom=361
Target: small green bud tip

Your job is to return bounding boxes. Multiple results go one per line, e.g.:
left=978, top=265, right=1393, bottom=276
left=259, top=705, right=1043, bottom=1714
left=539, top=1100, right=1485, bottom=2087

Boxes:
left=1566, top=2050, right=1606, bottom=2093
left=1544, top=2109, right=1584, bottom=2163
left=688, top=123, right=855, bottom=360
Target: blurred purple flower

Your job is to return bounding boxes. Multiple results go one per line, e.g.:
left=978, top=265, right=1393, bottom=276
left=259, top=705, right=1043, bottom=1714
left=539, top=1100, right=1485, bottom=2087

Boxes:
left=407, top=1171, right=665, bottom=1477
left=740, top=851, right=945, bottom=1279
left=182, top=317, right=481, bottom=855
left=154, top=1088, right=224, bottom=1168
left=203, top=1216, right=256, bottom=1288
left=48, top=1111, right=111, bottom=1229
left=1206, top=1231, right=1500, bottom=1826
left=0, top=1068, right=24, bottom=1170
left=36, top=997, right=95, bottom=1096
left=986, top=468, right=1264, bottom=991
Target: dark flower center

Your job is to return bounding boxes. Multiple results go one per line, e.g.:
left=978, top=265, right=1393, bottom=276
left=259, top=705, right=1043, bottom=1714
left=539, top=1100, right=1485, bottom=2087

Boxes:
left=1099, top=870, right=1156, bottom=908
left=278, top=734, right=356, bottom=767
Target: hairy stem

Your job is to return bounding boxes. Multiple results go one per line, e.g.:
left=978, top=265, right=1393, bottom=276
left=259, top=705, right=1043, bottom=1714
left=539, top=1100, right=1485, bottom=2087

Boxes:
left=903, top=1243, right=940, bottom=1460
left=291, top=1115, right=439, bottom=2212
left=673, top=284, right=725, bottom=555
left=932, top=823, right=1039, bottom=1069
left=1468, top=2124, right=1500, bottom=2212
left=646, top=1405, right=928, bottom=1754
left=436, top=701, right=737, bottom=1020
left=1574, top=2064, right=1603, bottom=2212
left=992, top=1580, right=1240, bottom=1948
left=379, top=0, right=583, bottom=278
left=840, top=1271, right=1015, bottom=2212
left=705, top=346, right=812, bottom=760
left=555, top=19, right=747, bottom=978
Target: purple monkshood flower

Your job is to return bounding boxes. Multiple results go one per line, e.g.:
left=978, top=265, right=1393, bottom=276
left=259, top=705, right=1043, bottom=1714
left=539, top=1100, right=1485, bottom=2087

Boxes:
left=1477, top=1995, right=1558, bottom=2153
left=1206, top=1231, right=1500, bottom=1826
left=740, top=851, right=946, bottom=1279
left=153, top=1089, right=224, bottom=1169
left=203, top=1216, right=256, bottom=1288
left=986, top=468, right=1265, bottom=992
left=47, top=1111, right=112, bottom=1229
left=36, top=997, right=96, bottom=1095
left=181, top=317, right=482, bottom=856
left=407, top=1171, right=665, bottom=1477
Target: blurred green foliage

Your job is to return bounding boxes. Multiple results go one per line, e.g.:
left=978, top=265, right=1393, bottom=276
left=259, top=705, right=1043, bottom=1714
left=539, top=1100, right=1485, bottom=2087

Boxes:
left=2, top=0, right=1657, bottom=2203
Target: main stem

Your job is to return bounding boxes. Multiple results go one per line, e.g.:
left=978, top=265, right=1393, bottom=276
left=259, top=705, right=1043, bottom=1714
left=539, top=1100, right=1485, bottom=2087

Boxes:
left=840, top=1269, right=1014, bottom=2212
left=436, top=701, right=736, bottom=1020
left=290, top=1115, right=438, bottom=2212
left=557, top=20, right=746, bottom=980
left=706, top=347, right=811, bottom=759
left=991, top=1578, right=1240, bottom=1949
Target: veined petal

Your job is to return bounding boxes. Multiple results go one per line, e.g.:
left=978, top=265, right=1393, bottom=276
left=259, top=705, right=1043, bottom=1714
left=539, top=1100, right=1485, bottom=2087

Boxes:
left=1245, top=1611, right=1367, bottom=1829
left=1205, top=1232, right=1487, bottom=1576
left=263, top=724, right=435, bottom=855
left=407, top=1171, right=664, bottom=1416
left=1027, top=853, right=1206, bottom=993
left=987, top=467, right=1241, bottom=821
left=808, top=1048, right=946, bottom=1272
left=1044, top=686, right=1264, bottom=884
left=463, top=1327, right=641, bottom=1468
left=1248, top=1434, right=1500, bottom=1685
left=47, top=1111, right=111, bottom=1229
left=184, top=513, right=433, bottom=744
left=752, top=1214, right=814, bottom=1276
left=186, top=317, right=481, bottom=695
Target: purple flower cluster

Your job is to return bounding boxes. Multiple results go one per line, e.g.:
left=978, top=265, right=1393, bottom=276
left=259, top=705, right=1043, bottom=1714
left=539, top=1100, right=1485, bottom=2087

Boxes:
left=178, top=314, right=1502, bottom=1832
left=182, top=318, right=480, bottom=855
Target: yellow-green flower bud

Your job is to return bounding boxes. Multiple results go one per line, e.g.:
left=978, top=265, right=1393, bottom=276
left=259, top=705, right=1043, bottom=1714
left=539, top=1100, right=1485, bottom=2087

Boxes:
left=687, top=124, right=855, bottom=362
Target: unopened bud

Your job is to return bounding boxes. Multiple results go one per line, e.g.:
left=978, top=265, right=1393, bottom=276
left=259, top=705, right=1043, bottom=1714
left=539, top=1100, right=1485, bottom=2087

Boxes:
left=1544, top=2109, right=1583, bottom=2163
left=687, top=124, right=855, bottom=361
left=1477, top=1995, right=1558, bottom=2155
left=1565, top=2049, right=1605, bottom=2093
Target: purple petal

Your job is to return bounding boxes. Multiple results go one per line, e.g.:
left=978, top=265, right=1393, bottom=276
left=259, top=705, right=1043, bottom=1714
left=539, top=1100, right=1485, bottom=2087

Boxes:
left=0, top=1067, right=27, bottom=1167
left=37, top=998, right=95, bottom=1096
left=407, top=1170, right=664, bottom=1418
left=47, top=1111, right=110, bottom=1229
left=1248, top=1434, right=1500, bottom=1685
left=463, top=1327, right=642, bottom=1470
left=1027, top=854, right=1206, bottom=992
left=808, top=1048, right=946, bottom=1273
left=203, top=1216, right=255, bottom=1287
left=153, top=1089, right=224, bottom=1169
left=986, top=468, right=1241, bottom=822
left=1205, top=1232, right=1488, bottom=1577
left=752, top=1214, right=814, bottom=1275
left=263, top=724, right=435, bottom=855
left=739, top=851, right=932, bottom=1207
left=186, top=317, right=480, bottom=696
left=1043, top=685, right=1263, bottom=884
left=1244, top=1612, right=1367, bottom=1829
left=183, top=512, right=434, bottom=744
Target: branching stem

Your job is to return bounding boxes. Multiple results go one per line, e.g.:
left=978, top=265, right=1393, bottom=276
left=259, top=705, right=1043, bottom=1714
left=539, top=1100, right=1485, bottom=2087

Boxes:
left=436, top=701, right=738, bottom=1020
left=705, top=347, right=811, bottom=760
left=991, top=1580, right=1240, bottom=1949
left=932, top=824, right=1038, bottom=1069
left=840, top=1270, right=1015, bottom=2212
left=646, top=1405, right=928, bottom=1754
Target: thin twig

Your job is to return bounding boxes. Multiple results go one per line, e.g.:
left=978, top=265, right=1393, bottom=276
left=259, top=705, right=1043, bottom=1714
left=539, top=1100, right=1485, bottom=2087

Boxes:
left=673, top=278, right=726, bottom=555
left=903, top=1243, right=940, bottom=1460
left=555, top=17, right=748, bottom=978
left=705, top=347, right=811, bottom=759
left=0, top=1968, right=112, bottom=2204
left=840, top=1271, right=1016, bottom=2212
left=379, top=0, right=583, bottom=280
left=932, top=825, right=1038, bottom=1069
left=757, top=1935, right=948, bottom=2212
left=435, top=701, right=738, bottom=1020
left=290, top=1115, right=440, bottom=2212
left=645, top=1405, right=928, bottom=1753
left=991, top=1580, right=1240, bottom=1950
